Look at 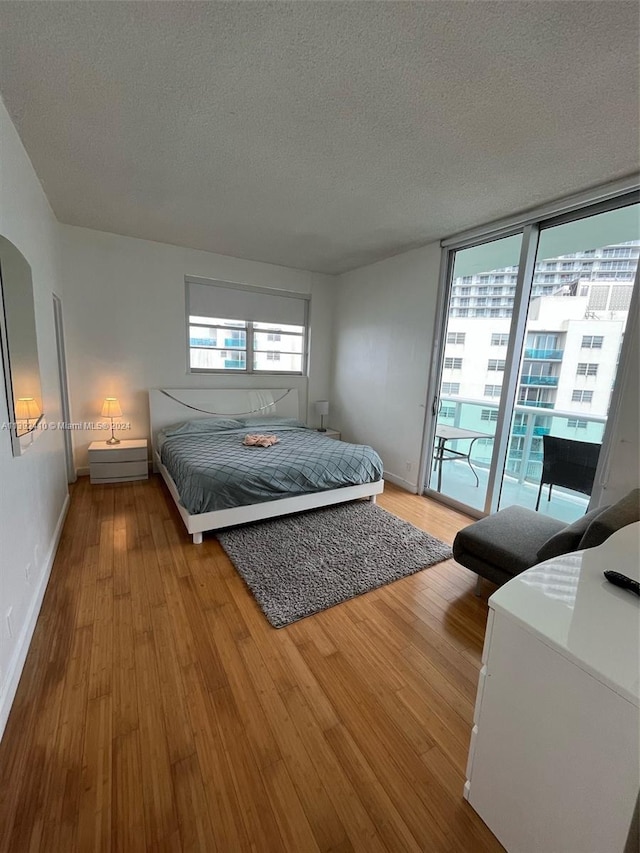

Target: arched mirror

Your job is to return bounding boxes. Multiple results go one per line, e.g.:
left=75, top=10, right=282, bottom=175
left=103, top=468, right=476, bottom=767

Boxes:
left=0, top=236, right=43, bottom=456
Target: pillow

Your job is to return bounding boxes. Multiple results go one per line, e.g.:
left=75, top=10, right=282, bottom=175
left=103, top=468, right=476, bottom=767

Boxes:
left=238, top=415, right=307, bottom=429
left=578, top=488, right=640, bottom=551
left=536, top=505, right=607, bottom=563
left=163, top=417, right=244, bottom=437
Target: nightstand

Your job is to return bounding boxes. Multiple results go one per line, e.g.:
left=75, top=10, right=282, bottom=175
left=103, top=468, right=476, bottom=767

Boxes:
left=318, top=428, right=341, bottom=440
left=88, top=439, right=149, bottom=483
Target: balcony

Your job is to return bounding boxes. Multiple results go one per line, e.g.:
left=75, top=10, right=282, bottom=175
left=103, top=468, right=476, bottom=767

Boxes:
left=519, top=375, right=559, bottom=386
left=520, top=400, right=554, bottom=408
left=524, top=348, right=564, bottom=360
left=429, top=396, right=606, bottom=522
left=512, top=425, right=550, bottom=436
left=224, top=338, right=245, bottom=348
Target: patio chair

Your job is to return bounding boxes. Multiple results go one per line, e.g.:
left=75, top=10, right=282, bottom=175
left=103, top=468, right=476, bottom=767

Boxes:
left=535, top=434, right=600, bottom=511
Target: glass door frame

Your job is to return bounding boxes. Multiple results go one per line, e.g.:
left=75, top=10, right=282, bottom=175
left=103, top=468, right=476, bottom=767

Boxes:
left=419, top=181, right=640, bottom=518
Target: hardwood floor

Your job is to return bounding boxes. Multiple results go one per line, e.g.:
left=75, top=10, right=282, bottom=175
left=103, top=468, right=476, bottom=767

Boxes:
left=0, top=477, right=504, bottom=852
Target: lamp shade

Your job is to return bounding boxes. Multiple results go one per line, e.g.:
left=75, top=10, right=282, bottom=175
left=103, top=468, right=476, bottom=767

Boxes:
left=15, top=397, right=41, bottom=420
left=101, top=397, right=122, bottom=418
left=315, top=400, right=329, bottom=416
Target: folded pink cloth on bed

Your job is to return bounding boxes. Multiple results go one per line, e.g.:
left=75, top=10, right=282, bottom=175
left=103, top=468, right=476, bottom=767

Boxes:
left=243, top=433, right=280, bottom=448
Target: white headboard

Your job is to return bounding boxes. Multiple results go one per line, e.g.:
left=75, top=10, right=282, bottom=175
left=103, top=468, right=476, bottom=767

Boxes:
left=148, top=387, right=300, bottom=447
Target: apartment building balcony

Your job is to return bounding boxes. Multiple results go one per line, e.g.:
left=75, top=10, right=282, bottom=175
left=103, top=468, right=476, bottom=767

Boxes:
left=523, top=348, right=564, bottom=360
left=519, top=400, right=554, bottom=408
left=519, top=375, right=559, bottom=387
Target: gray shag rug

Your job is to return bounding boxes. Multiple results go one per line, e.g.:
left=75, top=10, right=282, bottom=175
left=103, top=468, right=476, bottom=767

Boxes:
left=217, top=501, right=453, bottom=628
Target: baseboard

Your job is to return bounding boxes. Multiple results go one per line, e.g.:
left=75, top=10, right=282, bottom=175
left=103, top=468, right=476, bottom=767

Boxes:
left=383, top=471, right=418, bottom=493
left=0, top=492, right=70, bottom=740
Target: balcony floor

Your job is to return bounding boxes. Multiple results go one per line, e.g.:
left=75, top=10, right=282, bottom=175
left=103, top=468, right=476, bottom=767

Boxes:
left=427, top=460, right=589, bottom=523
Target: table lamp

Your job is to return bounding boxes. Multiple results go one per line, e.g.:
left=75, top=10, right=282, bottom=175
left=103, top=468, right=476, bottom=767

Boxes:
left=15, top=397, right=42, bottom=437
left=315, top=400, right=329, bottom=432
left=101, top=397, right=123, bottom=444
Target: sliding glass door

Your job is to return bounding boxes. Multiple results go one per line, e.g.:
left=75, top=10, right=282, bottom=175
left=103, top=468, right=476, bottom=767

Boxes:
left=497, top=204, right=639, bottom=518
left=425, top=195, right=639, bottom=522
left=426, top=234, right=523, bottom=511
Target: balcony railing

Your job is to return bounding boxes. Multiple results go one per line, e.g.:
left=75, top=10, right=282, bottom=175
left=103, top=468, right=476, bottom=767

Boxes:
left=436, top=394, right=606, bottom=488
left=519, top=375, right=559, bottom=386
left=512, top=425, right=550, bottom=436
left=524, top=348, right=564, bottom=360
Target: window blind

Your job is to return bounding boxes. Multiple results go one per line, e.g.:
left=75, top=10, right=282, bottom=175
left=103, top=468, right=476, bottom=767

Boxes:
left=187, top=278, right=308, bottom=327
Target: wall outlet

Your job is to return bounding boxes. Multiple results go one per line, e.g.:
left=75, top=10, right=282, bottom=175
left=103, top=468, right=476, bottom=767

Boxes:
left=405, top=461, right=412, bottom=472
left=34, top=544, right=40, bottom=567
left=5, top=607, right=13, bottom=639
left=25, top=562, right=32, bottom=582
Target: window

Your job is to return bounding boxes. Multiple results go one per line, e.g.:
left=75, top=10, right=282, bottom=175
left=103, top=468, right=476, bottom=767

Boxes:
left=441, top=382, right=460, bottom=395
left=581, top=335, right=604, bottom=349
left=491, top=333, right=509, bottom=346
left=446, top=332, right=466, bottom=344
left=440, top=406, right=456, bottom=418
left=571, top=390, right=594, bottom=403
left=487, top=359, right=506, bottom=371
left=567, top=419, right=588, bottom=428
left=444, top=357, right=463, bottom=369
left=481, top=409, right=499, bottom=422
left=518, top=388, right=552, bottom=405
left=576, top=363, right=598, bottom=376
left=484, top=384, right=502, bottom=397
left=186, top=278, right=308, bottom=373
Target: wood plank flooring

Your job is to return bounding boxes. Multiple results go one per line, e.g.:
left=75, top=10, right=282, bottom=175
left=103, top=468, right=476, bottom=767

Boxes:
left=0, top=477, right=503, bottom=852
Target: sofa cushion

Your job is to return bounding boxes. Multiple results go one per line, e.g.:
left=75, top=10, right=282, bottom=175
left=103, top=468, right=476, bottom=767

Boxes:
left=536, top=505, right=607, bottom=563
left=453, top=505, right=565, bottom=577
left=579, top=488, right=640, bottom=550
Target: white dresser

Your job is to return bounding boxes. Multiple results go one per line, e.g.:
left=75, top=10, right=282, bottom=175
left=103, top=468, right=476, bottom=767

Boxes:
left=88, top=439, right=149, bottom=483
left=465, top=521, right=640, bottom=853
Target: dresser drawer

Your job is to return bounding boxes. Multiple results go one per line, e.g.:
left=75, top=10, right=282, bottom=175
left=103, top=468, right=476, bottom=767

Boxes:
left=90, top=460, right=148, bottom=483
left=88, top=445, right=147, bottom=464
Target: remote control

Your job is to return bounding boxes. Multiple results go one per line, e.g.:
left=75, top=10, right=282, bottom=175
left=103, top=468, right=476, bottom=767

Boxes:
left=603, top=571, right=640, bottom=597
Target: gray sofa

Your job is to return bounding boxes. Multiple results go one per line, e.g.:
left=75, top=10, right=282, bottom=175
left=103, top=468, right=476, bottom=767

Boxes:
left=453, top=488, right=640, bottom=591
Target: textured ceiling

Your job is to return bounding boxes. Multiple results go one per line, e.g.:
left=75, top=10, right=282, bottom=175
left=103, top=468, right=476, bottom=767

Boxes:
left=0, top=1, right=638, bottom=274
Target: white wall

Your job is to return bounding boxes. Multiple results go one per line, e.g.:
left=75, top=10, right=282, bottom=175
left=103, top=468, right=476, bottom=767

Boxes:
left=0, top=100, right=69, bottom=737
left=59, top=226, right=336, bottom=469
left=331, top=243, right=442, bottom=490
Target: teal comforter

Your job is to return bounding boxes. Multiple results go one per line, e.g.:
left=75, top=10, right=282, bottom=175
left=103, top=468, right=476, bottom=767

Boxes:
left=160, top=424, right=383, bottom=514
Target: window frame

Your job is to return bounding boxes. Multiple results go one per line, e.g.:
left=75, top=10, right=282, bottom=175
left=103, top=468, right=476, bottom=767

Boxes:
left=185, top=277, right=310, bottom=376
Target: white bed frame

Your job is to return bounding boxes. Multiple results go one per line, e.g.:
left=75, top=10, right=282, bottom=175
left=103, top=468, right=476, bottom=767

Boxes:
left=149, top=388, right=384, bottom=543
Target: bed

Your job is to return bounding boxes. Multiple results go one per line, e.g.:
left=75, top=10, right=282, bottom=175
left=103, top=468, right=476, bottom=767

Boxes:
left=149, top=388, right=384, bottom=543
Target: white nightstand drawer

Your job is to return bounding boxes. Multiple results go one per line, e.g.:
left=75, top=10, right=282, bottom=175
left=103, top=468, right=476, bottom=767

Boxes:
left=88, top=439, right=149, bottom=483
left=90, top=460, right=148, bottom=482
left=88, top=445, right=147, bottom=464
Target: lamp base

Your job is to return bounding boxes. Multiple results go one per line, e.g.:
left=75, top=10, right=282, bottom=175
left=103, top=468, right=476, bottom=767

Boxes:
left=106, top=437, right=121, bottom=445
